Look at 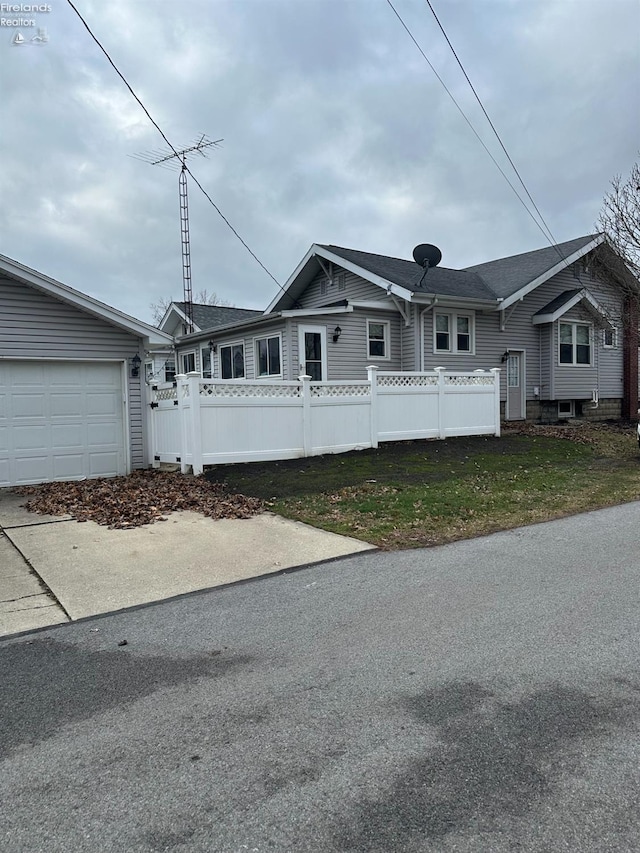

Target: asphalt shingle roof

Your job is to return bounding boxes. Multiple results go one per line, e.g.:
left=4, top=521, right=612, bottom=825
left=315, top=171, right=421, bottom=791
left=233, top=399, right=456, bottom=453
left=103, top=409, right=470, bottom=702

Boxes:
left=320, top=245, right=495, bottom=301
left=320, top=235, right=600, bottom=303
left=175, top=303, right=262, bottom=331
left=533, top=289, right=582, bottom=317
left=464, top=235, right=598, bottom=299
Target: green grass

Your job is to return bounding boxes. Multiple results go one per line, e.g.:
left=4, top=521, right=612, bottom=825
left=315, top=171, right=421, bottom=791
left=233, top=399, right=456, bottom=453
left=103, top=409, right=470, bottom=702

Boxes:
left=206, top=424, right=640, bottom=549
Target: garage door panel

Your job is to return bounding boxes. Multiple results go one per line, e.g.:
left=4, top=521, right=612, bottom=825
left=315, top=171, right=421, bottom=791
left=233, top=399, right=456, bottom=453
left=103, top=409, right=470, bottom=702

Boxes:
left=51, top=423, right=84, bottom=448
left=87, top=391, right=121, bottom=417
left=2, top=361, right=127, bottom=486
left=87, top=422, right=120, bottom=446
left=14, top=425, right=49, bottom=451
left=11, top=394, right=46, bottom=418
left=50, top=393, right=84, bottom=417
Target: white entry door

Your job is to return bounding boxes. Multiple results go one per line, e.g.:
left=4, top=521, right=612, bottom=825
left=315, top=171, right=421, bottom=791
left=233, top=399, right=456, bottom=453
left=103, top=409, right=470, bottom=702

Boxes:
left=298, top=325, right=327, bottom=381
left=0, top=360, right=127, bottom=486
left=506, top=351, right=525, bottom=420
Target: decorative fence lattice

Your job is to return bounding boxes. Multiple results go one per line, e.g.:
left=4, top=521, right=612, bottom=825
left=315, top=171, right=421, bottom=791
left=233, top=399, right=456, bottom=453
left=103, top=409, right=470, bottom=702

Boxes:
left=149, top=368, right=500, bottom=472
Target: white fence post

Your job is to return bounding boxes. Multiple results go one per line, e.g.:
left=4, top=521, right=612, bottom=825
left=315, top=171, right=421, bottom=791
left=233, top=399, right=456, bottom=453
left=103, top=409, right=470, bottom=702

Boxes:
left=490, top=368, right=501, bottom=437
left=187, top=371, right=203, bottom=475
left=299, top=374, right=312, bottom=457
left=434, top=367, right=446, bottom=439
left=147, top=381, right=159, bottom=468
left=367, top=365, right=379, bottom=449
left=175, top=374, right=190, bottom=474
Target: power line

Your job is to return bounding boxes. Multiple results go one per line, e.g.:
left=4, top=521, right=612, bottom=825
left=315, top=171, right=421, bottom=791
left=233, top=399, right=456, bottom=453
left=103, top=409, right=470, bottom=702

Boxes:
left=423, top=0, right=561, bottom=253
left=65, top=0, right=284, bottom=293
left=384, top=0, right=562, bottom=253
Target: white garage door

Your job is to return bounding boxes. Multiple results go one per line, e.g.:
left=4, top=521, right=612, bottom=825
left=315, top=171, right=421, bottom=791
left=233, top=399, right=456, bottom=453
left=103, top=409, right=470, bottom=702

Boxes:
left=0, top=360, right=126, bottom=487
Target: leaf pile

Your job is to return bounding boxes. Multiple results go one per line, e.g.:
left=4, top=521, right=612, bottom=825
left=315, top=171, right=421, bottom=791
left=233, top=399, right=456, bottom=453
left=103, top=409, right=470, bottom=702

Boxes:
left=502, top=420, right=635, bottom=447
left=14, top=470, right=263, bottom=529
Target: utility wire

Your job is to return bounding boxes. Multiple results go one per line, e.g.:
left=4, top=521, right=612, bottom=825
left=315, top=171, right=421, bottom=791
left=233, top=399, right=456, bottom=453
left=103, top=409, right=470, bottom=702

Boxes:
left=423, top=0, right=562, bottom=255
left=65, top=0, right=284, bottom=293
left=385, top=0, right=565, bottom=256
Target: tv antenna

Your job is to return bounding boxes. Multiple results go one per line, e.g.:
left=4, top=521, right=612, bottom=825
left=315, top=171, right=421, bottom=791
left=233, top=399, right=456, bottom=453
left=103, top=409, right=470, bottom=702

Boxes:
left=132, top=134, right=222, bottom=332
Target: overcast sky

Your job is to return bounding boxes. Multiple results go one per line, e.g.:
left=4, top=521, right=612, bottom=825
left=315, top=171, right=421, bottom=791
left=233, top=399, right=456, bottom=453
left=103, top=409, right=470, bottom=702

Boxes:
left=1, top=0, right=638, bottom=324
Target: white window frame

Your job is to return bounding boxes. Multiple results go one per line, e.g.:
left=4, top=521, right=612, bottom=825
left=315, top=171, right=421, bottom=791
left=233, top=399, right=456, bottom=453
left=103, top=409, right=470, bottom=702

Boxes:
left=433, top=311, right=475, bottom=355
left=200, top=346, right=213, bottom=379
left=366, top=319, right=391, bottom=361
left=180, top=351, right=196, bottom=374
left=558, top=400, right=575, bottom=418
left=219, top=340, right=246, bottom=379
left=164, top=359, right=176, bottom=383
left=558, top=322, right=592, bottom=366
left=602, top=327, right=617, bottom=349
left=144, top=361, right=154, bottom=383
left=254, top=333, right=283, bottom=378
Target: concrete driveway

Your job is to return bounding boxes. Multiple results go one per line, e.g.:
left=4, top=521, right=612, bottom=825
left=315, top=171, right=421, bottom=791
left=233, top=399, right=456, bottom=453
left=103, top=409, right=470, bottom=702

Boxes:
left=0, top=489, right=375, bottom=637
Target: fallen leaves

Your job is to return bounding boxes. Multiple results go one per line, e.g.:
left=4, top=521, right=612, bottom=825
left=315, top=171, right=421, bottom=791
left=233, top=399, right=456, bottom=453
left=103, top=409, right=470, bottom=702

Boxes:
left=14, top=470, right=263, bottom=529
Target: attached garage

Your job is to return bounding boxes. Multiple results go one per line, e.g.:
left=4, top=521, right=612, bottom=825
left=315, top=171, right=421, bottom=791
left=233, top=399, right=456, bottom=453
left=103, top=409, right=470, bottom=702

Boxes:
left=0, top=254, right=172, bottom=486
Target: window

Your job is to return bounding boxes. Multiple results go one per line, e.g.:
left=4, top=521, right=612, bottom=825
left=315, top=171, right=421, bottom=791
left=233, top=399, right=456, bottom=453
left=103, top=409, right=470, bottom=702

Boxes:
left=367, top=319, right=390, bottom=359
left=255, top=335, right=281, bottom=377
left=201, top=347, right=213, bottom=379
left=220, top=342, right=245, bottom=379
left=181, top=351, right=196, bottom=374
left=603, top=328, right=616, bottom=348
left=434, top=312, right=474, bottom=354
left=558, top=400, right=575, bottom=418
left=164, top=359, right=176, bottom=383
left=144, top=362, right=154, bottom=383
left=559, top=323, right=591, bottom=365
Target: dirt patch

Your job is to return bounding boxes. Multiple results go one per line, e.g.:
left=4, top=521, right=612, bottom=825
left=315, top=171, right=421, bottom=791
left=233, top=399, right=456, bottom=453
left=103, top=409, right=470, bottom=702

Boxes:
left=14, top=470, right=263, bottom=529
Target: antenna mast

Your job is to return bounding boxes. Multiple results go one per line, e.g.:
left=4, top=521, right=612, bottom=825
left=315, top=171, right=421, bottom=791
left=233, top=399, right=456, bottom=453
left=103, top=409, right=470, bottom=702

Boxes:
left=133, top=135, right=222, bottom=333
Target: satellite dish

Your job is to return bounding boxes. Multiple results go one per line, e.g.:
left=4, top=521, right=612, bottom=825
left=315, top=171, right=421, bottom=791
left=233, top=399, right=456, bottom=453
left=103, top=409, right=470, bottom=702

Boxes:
left=413, top=244, right=442, bottom=269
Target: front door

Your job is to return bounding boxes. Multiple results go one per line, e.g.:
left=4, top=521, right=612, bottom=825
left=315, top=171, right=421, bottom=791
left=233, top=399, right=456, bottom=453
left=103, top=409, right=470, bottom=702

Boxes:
left=506, top=351, right=525, bottom=420
left=298, top=325, right=327, bottom=381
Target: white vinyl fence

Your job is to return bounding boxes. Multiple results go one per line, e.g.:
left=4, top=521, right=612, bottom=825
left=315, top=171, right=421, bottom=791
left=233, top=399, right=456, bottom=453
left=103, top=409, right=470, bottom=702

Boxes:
left=148, top=367, right=501, bottom=474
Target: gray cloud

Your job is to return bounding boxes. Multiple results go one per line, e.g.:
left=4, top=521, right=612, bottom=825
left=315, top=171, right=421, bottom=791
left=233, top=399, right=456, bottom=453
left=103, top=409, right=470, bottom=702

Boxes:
left=1, top=0, right=638, bottom=322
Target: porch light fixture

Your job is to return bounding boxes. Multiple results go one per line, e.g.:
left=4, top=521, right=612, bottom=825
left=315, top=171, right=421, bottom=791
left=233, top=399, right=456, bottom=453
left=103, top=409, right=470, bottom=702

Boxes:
left=501, top=350, right=510, bottom=363
left=208, top=339, right=217, bottom=354
left=130, top=353, right=141, bottom=377
left=332, top=325, right=342, bottom=343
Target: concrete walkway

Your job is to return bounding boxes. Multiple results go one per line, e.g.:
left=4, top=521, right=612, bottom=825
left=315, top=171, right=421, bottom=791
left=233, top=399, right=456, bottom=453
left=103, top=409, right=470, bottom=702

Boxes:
left=0, top=490, right=375, bottom=637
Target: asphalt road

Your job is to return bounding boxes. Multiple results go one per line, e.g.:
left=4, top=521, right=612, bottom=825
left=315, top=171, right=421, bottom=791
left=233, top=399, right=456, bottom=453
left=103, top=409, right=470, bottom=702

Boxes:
left=2, top=502, right=640, bottom=853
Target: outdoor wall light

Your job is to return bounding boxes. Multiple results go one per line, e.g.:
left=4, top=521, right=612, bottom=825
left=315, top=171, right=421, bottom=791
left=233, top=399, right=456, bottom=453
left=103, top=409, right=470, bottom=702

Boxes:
left=130, top=353, right=141, bottom=377
left=501, top=350, right=510, bottom=363
left=208, top=339, right=217, bottom=354
left=332, top=325, right=342, bottom=343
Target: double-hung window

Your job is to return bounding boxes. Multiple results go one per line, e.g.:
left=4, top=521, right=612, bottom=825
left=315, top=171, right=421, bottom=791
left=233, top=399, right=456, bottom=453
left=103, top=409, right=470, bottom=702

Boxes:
left=220, top=342, right=245, bottom=379
left=181, top=351, right=196, bottom=374
left=255, top=334, right=281, bottom=377
left=434, top=312, right=473, bottom=354
left=367, top=319, right=390, bottom=359
left=559, top=322, right=591, bottom=365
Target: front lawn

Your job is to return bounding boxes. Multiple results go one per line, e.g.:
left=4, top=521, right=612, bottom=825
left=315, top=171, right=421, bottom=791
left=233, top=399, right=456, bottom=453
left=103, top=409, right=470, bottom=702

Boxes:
left=206, top=423, right=640, bottom=549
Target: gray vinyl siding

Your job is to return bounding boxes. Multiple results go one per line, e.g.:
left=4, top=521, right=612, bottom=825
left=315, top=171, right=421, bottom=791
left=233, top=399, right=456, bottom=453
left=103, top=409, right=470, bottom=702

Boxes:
left=298, top=269, right=388, bottom=309
left=418, top=265, right=625, bottom=404
left=0, top=277, right=146, bottom=468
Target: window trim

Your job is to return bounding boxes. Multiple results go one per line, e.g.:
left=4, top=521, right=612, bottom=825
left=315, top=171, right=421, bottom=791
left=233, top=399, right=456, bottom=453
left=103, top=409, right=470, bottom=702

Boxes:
left=558, top=400, right=575, bottom=418
left=164, top=358, right=176, bottom=384
left=366, top=318, right=391, bottom=361
left=200, top=346, right=213, bottom=379
left=254, top=332, right=283, bottom=379
left=602, top=327, right=617, bottom=349
left=433, top=311, right=475, bottom=355
left=219, top=340, right=246, bottom=380
left=180, top=350, right=196, bottom=374
left=558, top=321, right=592, bottom=367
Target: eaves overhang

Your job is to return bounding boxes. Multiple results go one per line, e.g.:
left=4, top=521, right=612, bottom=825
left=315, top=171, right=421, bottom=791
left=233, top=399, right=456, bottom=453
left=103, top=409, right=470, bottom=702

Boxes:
left=532, top=288, right=614, bottom=328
